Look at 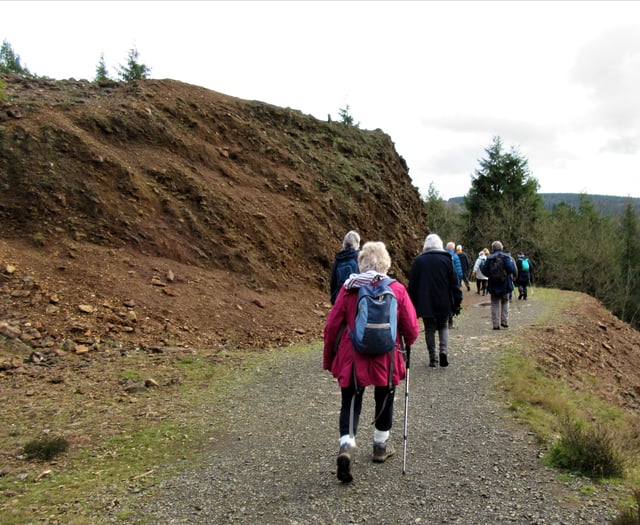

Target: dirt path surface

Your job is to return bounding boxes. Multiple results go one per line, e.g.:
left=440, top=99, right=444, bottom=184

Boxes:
left=127, top=290, right=620, bottom=524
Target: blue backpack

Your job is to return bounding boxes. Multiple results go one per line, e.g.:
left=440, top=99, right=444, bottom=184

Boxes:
left=350, top=278, right=398, bottom=355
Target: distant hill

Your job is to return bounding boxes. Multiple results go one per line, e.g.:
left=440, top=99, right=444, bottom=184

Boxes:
left=449, top=193, right=640, bottom=216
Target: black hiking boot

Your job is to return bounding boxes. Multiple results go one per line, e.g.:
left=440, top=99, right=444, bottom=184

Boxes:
left=336, top=444, right=353, bottom=483
left=439, top=353, right=448, bottom=367
left=372, top=441, right=395, bottom=463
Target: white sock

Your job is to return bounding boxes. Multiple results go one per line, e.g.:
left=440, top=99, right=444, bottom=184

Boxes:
left=339, top=434, right=356, bottom=448
left=373, top=429, right=389, bottom=445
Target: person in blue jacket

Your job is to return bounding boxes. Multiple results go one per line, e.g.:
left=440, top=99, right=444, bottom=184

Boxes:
left=445, top=242, right=463, bottom=328
left=485, top=240, right=517, bottom=330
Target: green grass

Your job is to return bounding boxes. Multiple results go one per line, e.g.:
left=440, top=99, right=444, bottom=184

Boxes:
left=495, top=288, right=640, bottom=519
left=0, top=343, right=317, bottom=524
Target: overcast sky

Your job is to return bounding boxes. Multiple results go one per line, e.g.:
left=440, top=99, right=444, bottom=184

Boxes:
left=4, top=1, right=640, bottom=200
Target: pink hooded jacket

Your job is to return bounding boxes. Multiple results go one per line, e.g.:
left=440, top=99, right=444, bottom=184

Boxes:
left=323, top=274, right=419, bottom=388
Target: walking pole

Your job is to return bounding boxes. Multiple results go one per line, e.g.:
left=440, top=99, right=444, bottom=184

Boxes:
left=402, top=344, right=411, bottom=475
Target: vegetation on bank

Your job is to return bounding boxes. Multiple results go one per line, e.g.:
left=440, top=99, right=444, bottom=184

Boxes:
left=0, top=344, right=309, bottom=524
left=496, top=289, right=640, bottom=523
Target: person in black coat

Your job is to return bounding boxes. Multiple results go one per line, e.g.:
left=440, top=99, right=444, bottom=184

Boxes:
left=408, top=233, right=463, bottom=367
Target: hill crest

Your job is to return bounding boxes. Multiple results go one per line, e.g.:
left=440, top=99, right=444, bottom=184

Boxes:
left=0, top=74, right=428, bottom=351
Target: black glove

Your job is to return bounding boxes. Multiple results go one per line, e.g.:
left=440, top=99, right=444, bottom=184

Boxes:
left=453, top=303, right=462, bottom=316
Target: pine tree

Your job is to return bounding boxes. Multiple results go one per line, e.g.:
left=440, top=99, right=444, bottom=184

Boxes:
left=338, top=105, right=359, bottom=127
left=117, top=47, right=151, bottom=82
left=462, top=136, right=543, bottom=253
left=94, top=53, right=110, bottom=82
left=0, top=39, right=31, bottom=75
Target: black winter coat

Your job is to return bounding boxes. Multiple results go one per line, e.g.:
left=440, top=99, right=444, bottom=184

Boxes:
left=407, top=249, right=463, bottom=320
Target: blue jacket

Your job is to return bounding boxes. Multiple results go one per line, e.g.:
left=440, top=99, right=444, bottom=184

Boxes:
left=486, top=251, right=517, bottom=297
left=446, top=249, right=463, bottom=286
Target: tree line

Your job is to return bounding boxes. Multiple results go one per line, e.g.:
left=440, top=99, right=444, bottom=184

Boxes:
left=425, top=136, right=640, bottom=330
left=0, top=39, right=150, bottom=82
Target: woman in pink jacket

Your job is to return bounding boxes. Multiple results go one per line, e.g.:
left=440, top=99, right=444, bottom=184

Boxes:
left=323, top=241, right=419, bottom=483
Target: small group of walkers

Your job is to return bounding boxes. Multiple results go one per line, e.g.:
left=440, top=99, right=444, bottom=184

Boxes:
left=323, top=230, right=533, bottom=483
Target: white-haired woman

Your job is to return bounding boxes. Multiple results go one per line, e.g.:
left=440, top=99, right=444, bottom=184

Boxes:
left=324, top=241, right=419, bottom=483
left=408, top=233, right=463, bottom=367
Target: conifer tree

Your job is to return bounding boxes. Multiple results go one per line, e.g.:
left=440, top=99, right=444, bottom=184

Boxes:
left=462, top=136, right=543, bottom=253
left=0, top=39, right=31, bottom=75
left=94, top=53, right=110, bottom=82
left=117, top=47, right=151, bottom=82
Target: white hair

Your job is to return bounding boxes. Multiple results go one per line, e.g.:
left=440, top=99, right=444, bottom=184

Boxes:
left=358, top=241, right=391, bottom=273
left=423, top=233, right=443, bottom=251
left=342, top=230, right=361, bottom=250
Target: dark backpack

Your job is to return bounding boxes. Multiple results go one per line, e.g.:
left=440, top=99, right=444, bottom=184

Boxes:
left=350, top=278, right=398, bottom=355
left=485, top=255, right=507, bottom=283
left=335, top=259, right=358, bottom=288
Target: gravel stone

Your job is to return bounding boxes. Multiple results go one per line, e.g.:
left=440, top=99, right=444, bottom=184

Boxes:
left=127, top=292, right=620, bottom=524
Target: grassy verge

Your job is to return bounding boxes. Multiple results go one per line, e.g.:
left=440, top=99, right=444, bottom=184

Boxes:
left=0, top=343, right=316, bottom=524
left=495, top=288, right=640, bottom=519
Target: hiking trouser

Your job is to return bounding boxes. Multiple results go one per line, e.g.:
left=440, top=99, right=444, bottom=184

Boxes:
left=339, top=384, right=395, bottom=437
left=490, top=293, right=510, bottom=327
left=423, top=316, right=449, bottom=360
left=518, top=283, right=528, bottom=299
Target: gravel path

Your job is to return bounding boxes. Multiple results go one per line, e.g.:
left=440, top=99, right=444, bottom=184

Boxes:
left=127, top=290, right=619, bottom=524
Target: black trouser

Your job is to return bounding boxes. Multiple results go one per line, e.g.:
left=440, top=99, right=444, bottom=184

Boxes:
left=339, top=383, right=395, bottom=437
left=518, top=282, right=529, bottom=299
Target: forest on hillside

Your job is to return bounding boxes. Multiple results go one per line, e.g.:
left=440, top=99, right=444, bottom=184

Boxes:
left=450, top=193, right=640, bottom=216
left=428, top=138, right=640, bottom=330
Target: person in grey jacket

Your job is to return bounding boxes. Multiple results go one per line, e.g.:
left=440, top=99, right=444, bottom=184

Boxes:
left=408, top=234, right=463, bottom=367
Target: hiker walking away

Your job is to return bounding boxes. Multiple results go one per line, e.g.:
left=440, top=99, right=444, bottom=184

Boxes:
left=516, top=252, right=532, bottom=300
left=445, top=241, right=463, bottom=287
left=472, top=249, right=489, bottom=295
left=329, top=230, right=361, bottom=305
left=408, top=234, right=463, bottom=367
left=485, top=240, right=517, bottom=330
left=455, top=244, right=471, bottom=292
left=445, top=242, right=463, bottom=328
left=323, top=241, right=419, bottom=483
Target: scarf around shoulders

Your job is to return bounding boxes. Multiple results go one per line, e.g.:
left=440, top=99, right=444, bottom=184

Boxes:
left=343, top=270, right=388, bottom=290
